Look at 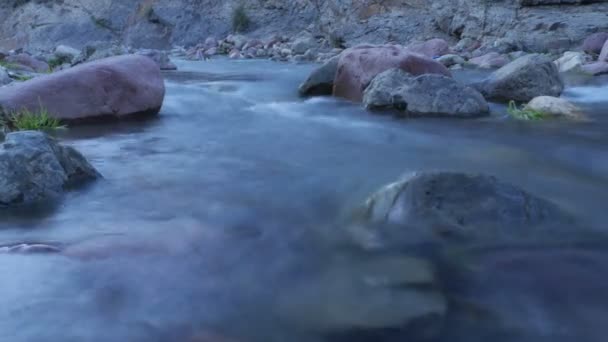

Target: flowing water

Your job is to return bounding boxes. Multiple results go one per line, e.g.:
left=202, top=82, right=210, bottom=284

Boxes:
left=1, top=59, right=608, bottom=341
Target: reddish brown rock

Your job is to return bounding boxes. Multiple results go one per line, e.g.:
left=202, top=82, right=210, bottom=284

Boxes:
left=333, top=45, right=451, bottom=102
left=0, top=54, right=165, bottom=122
left=582, top=32, right=608, bottom=54
left=469, top=52, right=510, bottom=69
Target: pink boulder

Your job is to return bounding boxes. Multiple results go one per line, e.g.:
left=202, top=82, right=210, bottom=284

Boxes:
left=5, top=53, right=50, bottom=72
left=406, top=38, right=450, bottom=58
left=0, top=54, right=165, bottom=122
left=581, top=62, right=608, bottom=76
left=469, top=52, right=510, bottom=69
left=333, top=44, right=451, bottom=102
left=582, top=32, right=608, bottom=54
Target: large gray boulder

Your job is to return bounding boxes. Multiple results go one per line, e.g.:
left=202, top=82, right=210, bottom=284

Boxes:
left=0, top=131, right=100, bottom=206
left=363, top=68, right=489, bottom=118
left=298, top=55, right=340, bottom=97
left=0, top=54, right=165, bottom=122
left=357, top=172, right=573, bottom=246
left=476, top=54, right=564, bottom=102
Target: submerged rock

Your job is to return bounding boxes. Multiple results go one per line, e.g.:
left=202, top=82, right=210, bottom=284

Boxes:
left=0, top=55, right=165, bottom=122
left=333, top=45, right=451, bottom=102
left=475, top=54, right=564, bottom=102
left=276, top=255, right=445, bottom=335
left=0, top=131, right=100, bottom=207
left=357, top=172, right=572, bottom=246
left=525, top=96, right=586, bottom=120
left=298, top=55, right=340, bottom=96
left=363, top=69, right=488, bottom=117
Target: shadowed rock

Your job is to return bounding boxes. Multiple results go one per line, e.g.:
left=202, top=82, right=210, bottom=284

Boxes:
left=363, top=68, right=489, bottom=118
left=475, top=54, right=563, bottom=102
left=0, top=131, right=100, bottom=207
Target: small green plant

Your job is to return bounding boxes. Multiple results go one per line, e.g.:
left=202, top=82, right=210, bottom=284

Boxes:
left=0, top=60, right=18, bottom=70
left=507, top=100, right=546, bottom=120
left=14, top=74, right=33, bottom=82
left=6, top=104, right=64, bottom=131
left=47, top=57, right=66, bottom=71
left=231, top=4, right=250, bottom=33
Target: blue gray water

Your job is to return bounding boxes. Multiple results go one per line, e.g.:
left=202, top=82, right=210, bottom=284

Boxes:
left=1, top=59, right=608, bottom=341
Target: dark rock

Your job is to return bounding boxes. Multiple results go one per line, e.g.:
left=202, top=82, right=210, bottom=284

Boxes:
left=363, top=68, right=489, bottom=118
left=357, top=171, right=573, bottom=246
left=0, top=54, right=165, bottom=122
left=406, top=38, right=450, bottom=58
left=475, top=54, right=564, bottom=102
left=0, top=131, right=100, bottom=207
left=298, top=55, right=340, bottom=96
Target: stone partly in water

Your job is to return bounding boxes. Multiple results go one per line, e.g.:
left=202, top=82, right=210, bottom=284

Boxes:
left=275, top=254, right=446, bottom=337
left=554, top=51, right=592, bottom=73
left=356, top=172, right=573, bottom=247
left=0, top=54, right=165, bottom=122
left=436, top=54, right=466, bottom=68
left=525, top=96, right=586, bottom=120
left=475, top=54, right=564, bottom=102
left=581, top=61, right=608, bottom=76
left=298, top=55, right=340, bottom=96
left=599, top=39, right=608, bottom=62
left=363, top=68, right=489, bottom=118
left=333, top=44, right=451, bottom=102
left=0, top=131, right=100, bottom=207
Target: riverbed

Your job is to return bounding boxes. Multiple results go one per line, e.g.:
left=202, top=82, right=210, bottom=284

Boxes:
left=1, top=59, right=607, bottom=341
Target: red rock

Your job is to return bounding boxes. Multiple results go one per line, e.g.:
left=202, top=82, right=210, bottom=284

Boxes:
left=0, top=54, right=164, bottom=122
left=469, top=52, right=510, bottom=69
left=582, top=32, right=608, bottom=54
left=5, top=53, right=49, bottom=72
left=406, top=38, right=450, bottom=58
left=333, top=44, right=451, bottom=102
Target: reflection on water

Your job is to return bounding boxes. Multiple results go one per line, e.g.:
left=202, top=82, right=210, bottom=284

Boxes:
left=0, top=59, right=608, bottom=341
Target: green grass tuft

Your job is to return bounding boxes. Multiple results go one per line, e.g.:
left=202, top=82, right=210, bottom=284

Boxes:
left=4, top=104, right=64, bottom=131
left=231, top=4, right=250, bottom=33
left=507, top=100, right=546, bottom=121
left=0, top=60, right=18, bottom=70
